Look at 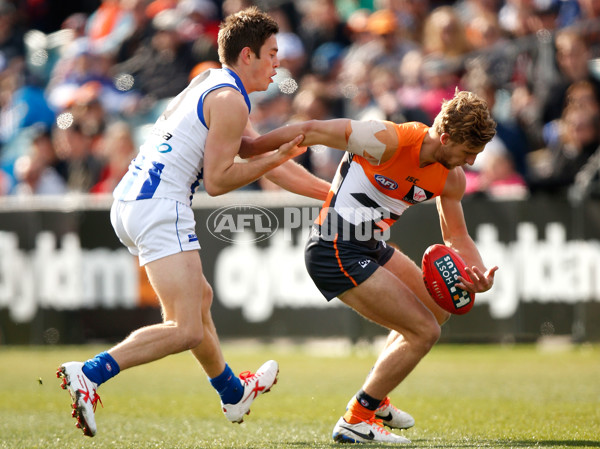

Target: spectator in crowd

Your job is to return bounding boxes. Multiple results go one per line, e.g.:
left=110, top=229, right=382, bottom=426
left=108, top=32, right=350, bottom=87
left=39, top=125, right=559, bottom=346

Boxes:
left=272, top=6, right=307, bottom=79
left=53, top=116, right=104, bottom=192
left=46, top=36, right=138, bottom=116
left=454, top=0, right=502, bottom=25
left=0, top=0, right=600, bottom=201
left=12, top=125, right=67, bottom=195
left=543, top=80, right=600, bottom=148
left=577, top=0, right=600, bottom=56
left=176, top=0, right=219, bottom=44
left=114, top=0, right=154, bottom=63
left=422, top=6, right=472, bottom=59
left=343, top=8, right=418, bottom=75
left=90, top=120, right=137, bottom=193
left=464, top=9, right=505, bottom=51
left=85, top=0, right=136, bottom=55
left=383, top=0, right=431, bottom=43
left=540, top=27, right=600, bottom=124
left=395, top=49, right=430, bottom=123
left=297, top=0, right=350, bottom=62
left=465, top=141, right=529, bottom=199
left=111, top=7, right=205, bottom=102
left=419, top=55, right=463, bottom=124
left=0, top=0, right=25, bottom=73
left=511, top=26, right=599, bottom=153
left=528, top=102, right=600, bottom=194
left=0, top=68, right=56, bottom=154
left=463, top=60, right=530, bottom=178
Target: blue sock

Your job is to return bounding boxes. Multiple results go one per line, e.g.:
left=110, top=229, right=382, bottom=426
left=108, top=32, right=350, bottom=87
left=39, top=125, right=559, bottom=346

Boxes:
left=82, top=351, right=121, bottom=386
left=209, top=364, right=243, bottom=404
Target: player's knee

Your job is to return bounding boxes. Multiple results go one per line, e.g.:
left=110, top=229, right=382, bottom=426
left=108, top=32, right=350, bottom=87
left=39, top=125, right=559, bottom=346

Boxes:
left=437, top=310, right=451, bottom=325
left=423, top=320, right=441, bottom=350
left=202, top=282, right=214, bottom=309
left=178, top=325, right=204, bottom=350
left=411, top=318, right=440, bottom=354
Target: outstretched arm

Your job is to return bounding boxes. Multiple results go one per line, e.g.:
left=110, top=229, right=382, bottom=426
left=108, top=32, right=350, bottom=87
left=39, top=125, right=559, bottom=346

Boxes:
left=240, top=119, right=349, bottom=158
left=243, top=120, right=331, bottom=201
left=264, top=160, right=331, bottom=200
left=240, top=119, right=399, bottom=165
left=437, top=168, right=498, bottom=293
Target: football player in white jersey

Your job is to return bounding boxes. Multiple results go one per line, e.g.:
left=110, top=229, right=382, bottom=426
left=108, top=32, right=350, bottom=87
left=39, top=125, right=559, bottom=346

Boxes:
left=57, top=7, right=330, bottom=437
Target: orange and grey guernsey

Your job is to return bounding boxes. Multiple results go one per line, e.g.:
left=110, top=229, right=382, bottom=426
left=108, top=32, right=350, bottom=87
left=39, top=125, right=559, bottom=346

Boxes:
left=315, top=122, right=449, bottom=243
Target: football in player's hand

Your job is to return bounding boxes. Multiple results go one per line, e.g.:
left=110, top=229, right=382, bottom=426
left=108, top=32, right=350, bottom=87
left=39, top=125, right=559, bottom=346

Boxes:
left=421, top=244, right=475, bottom=315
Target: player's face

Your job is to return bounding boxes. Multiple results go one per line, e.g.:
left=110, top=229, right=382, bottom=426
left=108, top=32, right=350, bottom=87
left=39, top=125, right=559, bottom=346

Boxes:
left=438, top=141, right=484, bottom=169
left=249, top=34, right=280, bottom=92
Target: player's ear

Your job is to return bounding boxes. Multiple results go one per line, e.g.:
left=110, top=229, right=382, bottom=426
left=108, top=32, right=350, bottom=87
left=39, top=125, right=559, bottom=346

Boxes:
left=240, top=47, right=253, bottom=64
left=440, top=133, right=451, bottom=145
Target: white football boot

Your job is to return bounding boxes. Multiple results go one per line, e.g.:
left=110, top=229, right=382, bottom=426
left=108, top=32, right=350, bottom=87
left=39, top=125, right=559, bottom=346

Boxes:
left=375, top=397, right=415, bottom=429
left=332, top=416, right=411, bottom=444
left=57, top=362, right=102, bottom=437
left=221, top=360, right=279, bottom=423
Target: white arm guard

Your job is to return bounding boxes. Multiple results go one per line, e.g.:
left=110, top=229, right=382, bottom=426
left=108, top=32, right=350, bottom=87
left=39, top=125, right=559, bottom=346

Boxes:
left=346, top=120, right=387, bottom=163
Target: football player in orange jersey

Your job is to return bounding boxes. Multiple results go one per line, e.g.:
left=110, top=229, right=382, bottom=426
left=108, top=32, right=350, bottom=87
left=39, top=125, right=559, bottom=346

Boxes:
left=242, top=90, right=499, bottom=444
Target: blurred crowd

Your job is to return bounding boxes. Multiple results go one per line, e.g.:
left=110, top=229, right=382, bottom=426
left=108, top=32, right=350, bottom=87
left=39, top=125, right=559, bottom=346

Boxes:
left=0, top=0, right=599, bottom=200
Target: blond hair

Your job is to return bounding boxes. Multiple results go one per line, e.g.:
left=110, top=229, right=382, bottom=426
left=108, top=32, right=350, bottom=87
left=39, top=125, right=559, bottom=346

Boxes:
left=432, top=90, right=496, bottom=149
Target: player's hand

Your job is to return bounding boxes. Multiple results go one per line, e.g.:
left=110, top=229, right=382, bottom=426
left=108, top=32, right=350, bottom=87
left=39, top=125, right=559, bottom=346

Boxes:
left=456, top=265, right=498, bottom=293
left=277, top=134, right=306, bottom=160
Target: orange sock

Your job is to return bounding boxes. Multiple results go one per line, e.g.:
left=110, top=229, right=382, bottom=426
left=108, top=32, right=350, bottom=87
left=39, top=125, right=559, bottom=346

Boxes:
left=343, top=397, right=376, bottom=424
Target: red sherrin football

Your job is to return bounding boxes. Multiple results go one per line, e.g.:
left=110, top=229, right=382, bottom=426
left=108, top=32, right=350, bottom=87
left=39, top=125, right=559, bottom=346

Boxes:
left=421, top=244, right=475, bottom=315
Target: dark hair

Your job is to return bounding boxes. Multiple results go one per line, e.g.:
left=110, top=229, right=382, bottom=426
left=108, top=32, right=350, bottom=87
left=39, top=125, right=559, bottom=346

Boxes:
left=217, top=6, right=279, bottom=66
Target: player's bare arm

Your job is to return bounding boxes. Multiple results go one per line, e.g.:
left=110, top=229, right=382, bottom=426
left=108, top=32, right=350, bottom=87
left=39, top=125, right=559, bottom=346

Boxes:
left=240, top=119, right=331, bottom=201
left=202, top=89, right=306, bottom=196
left=264, top=162, right=331, bottom=200
left=240, top=119, right=399, bottom=165
left=437, top=167, right=498, bottom=293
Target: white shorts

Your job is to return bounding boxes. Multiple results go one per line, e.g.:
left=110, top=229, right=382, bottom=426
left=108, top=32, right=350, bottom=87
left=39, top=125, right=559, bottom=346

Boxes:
left=111, top=198, right=201, bottom=266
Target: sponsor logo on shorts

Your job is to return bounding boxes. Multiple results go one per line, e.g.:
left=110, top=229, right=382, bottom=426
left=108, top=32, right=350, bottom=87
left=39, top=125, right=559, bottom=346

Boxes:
left=358, top=259, right=371, bottom=268
left=188, top=233, right=198, bottom=242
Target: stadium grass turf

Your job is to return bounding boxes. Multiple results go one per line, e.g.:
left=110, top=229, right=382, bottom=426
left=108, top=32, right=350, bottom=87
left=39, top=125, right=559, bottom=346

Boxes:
left=0, top=342, right=598, bottom=448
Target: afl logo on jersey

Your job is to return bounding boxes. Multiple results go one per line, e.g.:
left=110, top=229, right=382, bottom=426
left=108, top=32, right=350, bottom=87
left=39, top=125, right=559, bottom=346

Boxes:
left=374, top=174, right=398, bottom=190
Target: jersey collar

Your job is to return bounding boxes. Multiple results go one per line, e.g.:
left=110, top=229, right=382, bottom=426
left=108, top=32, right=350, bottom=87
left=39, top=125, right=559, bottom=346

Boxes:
left=223, top=67, right=251, bottom=113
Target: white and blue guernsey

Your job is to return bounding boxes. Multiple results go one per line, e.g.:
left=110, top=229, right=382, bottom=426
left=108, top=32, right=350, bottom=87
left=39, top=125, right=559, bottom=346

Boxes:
left=113, top=68, right=251, bottom=206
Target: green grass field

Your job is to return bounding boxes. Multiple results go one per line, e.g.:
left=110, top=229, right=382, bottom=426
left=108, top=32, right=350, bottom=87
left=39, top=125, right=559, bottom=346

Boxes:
left=0, top=342, right=599, bottom=449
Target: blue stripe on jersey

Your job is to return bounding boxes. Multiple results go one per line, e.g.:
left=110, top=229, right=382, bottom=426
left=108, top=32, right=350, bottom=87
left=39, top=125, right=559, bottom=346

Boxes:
left=136, top=161, right=165, bottom=200
left=175, top=202, right=183, bottom=251
left=189, top=170, right=202, bottom=205
left=197, top=69, right=251, bottom=127
left=223, top=68, right=251, bottom=112
left=197, top=83, right=235, bottom=127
